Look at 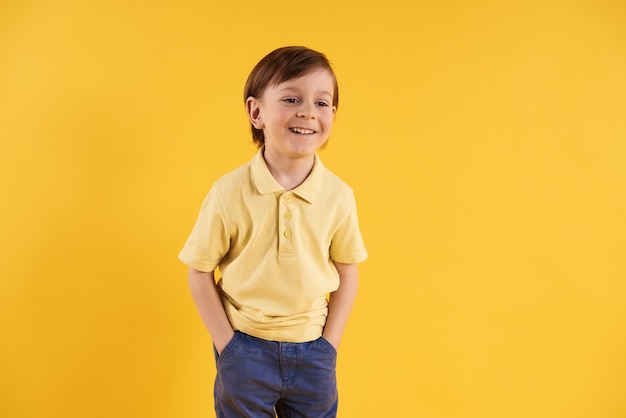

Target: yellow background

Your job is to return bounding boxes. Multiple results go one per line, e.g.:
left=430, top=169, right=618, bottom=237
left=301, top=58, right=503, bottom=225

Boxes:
left=1, top=1, right=625, bottom=417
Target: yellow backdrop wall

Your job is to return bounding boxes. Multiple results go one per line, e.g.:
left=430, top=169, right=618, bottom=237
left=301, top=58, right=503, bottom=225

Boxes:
left=1, top=1, right=625, bottom=417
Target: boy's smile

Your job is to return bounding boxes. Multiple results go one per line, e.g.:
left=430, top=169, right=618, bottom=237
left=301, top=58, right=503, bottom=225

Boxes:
left=290, top=127, right=316, bottom=135
left=247, top=69, right=336, bottom=162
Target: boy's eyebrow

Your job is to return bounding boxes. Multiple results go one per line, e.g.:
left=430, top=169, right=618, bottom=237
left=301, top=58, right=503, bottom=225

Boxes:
left=278, top=86, right=333, bottom=97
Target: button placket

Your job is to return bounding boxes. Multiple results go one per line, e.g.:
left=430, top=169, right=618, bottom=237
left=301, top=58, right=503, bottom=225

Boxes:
left=279, top=193, right=295, bottom=256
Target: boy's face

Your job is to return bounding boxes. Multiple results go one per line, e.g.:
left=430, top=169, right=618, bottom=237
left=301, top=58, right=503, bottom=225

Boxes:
left=247, top=69, right=336, bottom=160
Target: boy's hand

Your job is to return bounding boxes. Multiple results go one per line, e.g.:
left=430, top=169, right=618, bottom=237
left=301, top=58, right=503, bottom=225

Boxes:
left=187, top=267, right=236, bottom=355
left=323, top=262, right=359, bottom=353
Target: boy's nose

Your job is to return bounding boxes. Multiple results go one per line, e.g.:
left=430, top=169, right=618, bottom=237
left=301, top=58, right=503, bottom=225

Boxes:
left=296, top=104, right=316, bottom=119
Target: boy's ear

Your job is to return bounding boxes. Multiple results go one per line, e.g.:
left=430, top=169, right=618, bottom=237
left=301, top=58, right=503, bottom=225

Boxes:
left=246, top=97, right=264, bottom=129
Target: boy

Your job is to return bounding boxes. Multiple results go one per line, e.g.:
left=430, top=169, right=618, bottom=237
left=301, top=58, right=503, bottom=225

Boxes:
left=179, top=46, right=367, bottom=417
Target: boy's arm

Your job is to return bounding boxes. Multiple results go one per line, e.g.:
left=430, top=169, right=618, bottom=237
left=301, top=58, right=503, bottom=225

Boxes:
left=187, top=267, right=235, bottom=354
left=323, top=262, right=359, bottom=351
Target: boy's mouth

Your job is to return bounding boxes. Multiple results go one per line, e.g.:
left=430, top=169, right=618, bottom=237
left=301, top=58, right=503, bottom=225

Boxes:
left=289, top=127, right=316, bottom=135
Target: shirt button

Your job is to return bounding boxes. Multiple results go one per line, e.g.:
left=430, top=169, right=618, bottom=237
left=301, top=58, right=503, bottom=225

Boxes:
left=284, top=195, right=292, bottom=201
left=284, top=211, right=291, bottom=219
left=284, top=230, right=292, bottom=238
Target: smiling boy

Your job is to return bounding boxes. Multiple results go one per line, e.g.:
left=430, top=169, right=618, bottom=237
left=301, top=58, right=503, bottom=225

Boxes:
left=179, top=46, right=367, bottom=417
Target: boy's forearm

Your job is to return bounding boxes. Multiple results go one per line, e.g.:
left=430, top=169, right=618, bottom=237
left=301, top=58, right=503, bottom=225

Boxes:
left=323, top=262, right=359, bottom=350
left=187, top=267, right=234, bottom=353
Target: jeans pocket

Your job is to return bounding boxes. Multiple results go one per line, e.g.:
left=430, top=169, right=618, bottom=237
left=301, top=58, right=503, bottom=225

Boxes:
left=215, top=331, right=241, bottom=366
left=318, top=336, right=338, bottom=357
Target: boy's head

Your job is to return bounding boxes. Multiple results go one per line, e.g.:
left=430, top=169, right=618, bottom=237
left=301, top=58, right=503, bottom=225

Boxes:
left=244, top=46, right=339, bottom=148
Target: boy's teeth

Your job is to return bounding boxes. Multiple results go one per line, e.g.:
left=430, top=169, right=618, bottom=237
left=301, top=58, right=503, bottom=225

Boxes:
left=291, top=128, right=314, bottom=134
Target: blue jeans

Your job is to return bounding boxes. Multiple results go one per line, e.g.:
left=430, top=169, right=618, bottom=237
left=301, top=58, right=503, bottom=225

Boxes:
left=213, top=331, right=339, bottom=417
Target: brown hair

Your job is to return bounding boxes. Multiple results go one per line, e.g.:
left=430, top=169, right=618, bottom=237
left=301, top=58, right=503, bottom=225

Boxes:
left=244, top=46, right=339, bottom=147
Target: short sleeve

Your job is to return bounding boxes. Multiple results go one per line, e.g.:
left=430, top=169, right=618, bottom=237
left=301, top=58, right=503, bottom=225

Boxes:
left=178, top=184, right=231, bottom=272
left=329, top=191, right=368, bottom=264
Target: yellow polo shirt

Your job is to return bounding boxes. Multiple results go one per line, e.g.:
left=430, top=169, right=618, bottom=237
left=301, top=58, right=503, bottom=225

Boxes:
left=179, top=148, right=367, bottom=342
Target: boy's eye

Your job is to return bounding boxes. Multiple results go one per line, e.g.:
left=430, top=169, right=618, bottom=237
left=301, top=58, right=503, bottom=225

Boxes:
left=283, top=98, right=298, bottom=103
left=317, top=101, right=329, bottom=107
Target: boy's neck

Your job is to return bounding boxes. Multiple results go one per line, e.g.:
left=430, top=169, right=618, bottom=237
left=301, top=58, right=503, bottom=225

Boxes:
left=262, top=147, right=315, bottom=191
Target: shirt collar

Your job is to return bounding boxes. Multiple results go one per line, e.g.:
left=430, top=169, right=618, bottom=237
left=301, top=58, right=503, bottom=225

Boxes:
left=251, top=147, right=325, bottom=204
